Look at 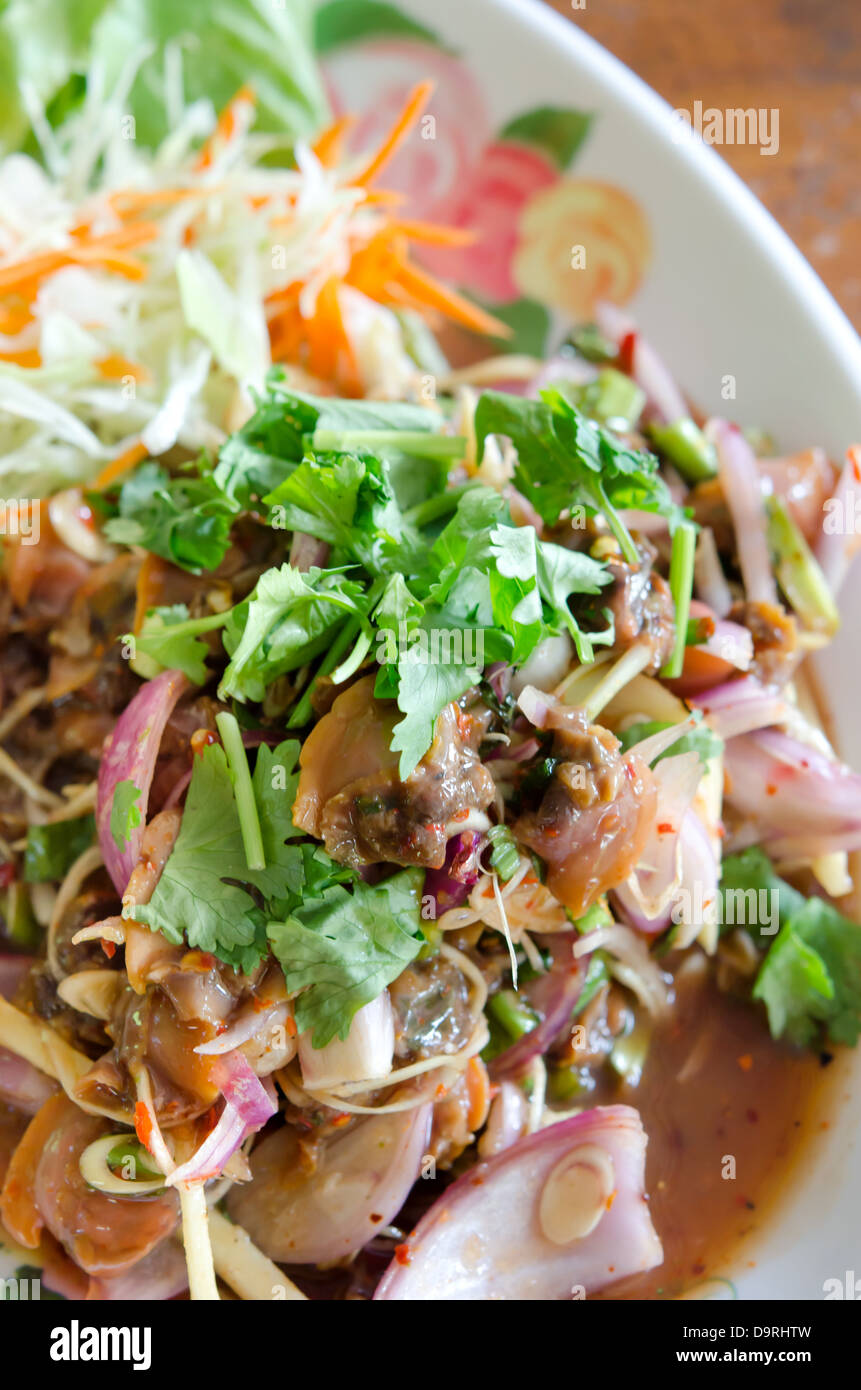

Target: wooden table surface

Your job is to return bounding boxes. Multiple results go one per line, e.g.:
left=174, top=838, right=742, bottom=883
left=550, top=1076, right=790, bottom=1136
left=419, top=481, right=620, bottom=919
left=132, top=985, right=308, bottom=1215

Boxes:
left=546, top=0, right=861, bottom=332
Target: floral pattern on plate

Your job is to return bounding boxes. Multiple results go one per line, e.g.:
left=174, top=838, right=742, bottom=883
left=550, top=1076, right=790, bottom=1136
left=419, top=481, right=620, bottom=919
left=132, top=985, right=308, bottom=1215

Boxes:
left=316, top=0, right=651, bottom=350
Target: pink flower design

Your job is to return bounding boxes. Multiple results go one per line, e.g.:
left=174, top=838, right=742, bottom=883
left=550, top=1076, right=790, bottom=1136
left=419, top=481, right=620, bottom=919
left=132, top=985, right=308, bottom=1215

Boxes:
left=323, top=34, right=651, bottom=327
left=323, top=40, right=488, bottom=219
left=419, top=141, right=559, bottom=303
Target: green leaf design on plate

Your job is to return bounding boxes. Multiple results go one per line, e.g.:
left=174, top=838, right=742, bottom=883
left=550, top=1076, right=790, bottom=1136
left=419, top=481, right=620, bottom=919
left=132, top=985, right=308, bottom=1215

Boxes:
left=500, top=106, right=593, bottom=169
left=314, top=0, right=445, bottom=53
left=473, top=296, right=551, bottom=357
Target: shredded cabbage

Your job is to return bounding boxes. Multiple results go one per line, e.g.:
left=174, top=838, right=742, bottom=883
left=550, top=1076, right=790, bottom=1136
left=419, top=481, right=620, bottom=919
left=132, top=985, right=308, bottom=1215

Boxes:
left=0, top=43, right=417, bottom=497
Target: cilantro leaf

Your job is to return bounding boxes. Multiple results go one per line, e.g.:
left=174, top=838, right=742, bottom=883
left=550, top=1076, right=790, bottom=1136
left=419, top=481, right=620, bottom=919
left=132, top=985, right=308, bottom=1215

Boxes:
left=130, top=740, right=304, bottom=974
left=720, top=849, right=861, bottom=1048
left=534, top=539, right=614, bottom=661
left=754, top=898, right=861, bottom=1048
left=132, top=604, right=222, bottom=685
left=474, top=389, right=682, bottom=564
left=719, top=848, right=806, bottom=933
left=104, top=462, right=238, bottom=573
left=369, top=485, right=611, bottom=775
left=267, top=867, right=425, bottom=1047
left=24, top=815, right=96, bottom=882
left=110, top=781, right=143, bottom=853
left=264, top=449, right=420, bottom=576
left=216, top=376, right=455, bottom=514
left=489, top=523, right=544, bottom=662
left=387, top=650, right=482, bottom=780
left=425, top=487, right=508, bottom=602
left=220, top=563, right=369, bottom=703
left=212, top=391, right=317, bottom=506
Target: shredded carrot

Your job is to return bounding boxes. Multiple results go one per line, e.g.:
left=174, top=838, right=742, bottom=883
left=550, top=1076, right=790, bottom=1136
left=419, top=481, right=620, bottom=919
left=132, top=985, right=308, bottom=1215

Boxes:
left=385, top=256, right=512, bottom=338
left=313, top=113, right=357, bottom=168
left=0, top=250, right=71, bottom=296
left=385, top=219, right=476, bottom=247
left=79, top=223, right=161, bottom=252
left=304, top=278, right=361, bottom=396
left=108, top=186, right=216, bottom=218
left=362, top=189, right=405, bottom=208
left=0, top=224, right=159, bottom=298
left=465, top=1056, right=491, bottom=1132
left=92, top=439, right=149, bottom=493
left=96, top=354, right=150, bottom=383
left=353, top=80, right=434, bottom=185
left=0, top=79, right=514, bottom=410
left=70, top=249, right=149, bottom=281
left=195, top=84, right=256, bottom=171
left=133, top=1100, right=155, bottom=1153
left=0, top=348, right=41, bottom=368
left=268, top=301, right=306, bottom=366
left=344, top=227, right=408, bottom=299
left=0, top=303, right=33, bottom=335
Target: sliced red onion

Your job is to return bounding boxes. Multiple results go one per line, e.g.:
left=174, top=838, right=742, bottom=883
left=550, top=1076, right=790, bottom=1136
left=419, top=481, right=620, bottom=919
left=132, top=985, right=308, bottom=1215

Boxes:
left=88, top=1238, right=189, bottom=1301
left=724, top=727, right=861, bottom=860
left=759, top=447, right=834, bottom=545
left=694, top=527, right=733, bottom=617
left=617, top=508, right=671, bottom=536
left=161, top=766, right=192, bottom=811
left=194, top=1003, right=283, bottom=1057
left=218, top=1052, right=279, bottom=1126
left=611, top=882, right=667, bottom=935
left=699, top=619, right=753, bottom=672
left=618, top=752, right=702, bottom=923
left=298, top=991, right=394, bottom=1091
left=97, top=669, right=188, bottom=893
left=484, top=661, right=512, bottom=703
left=479, top=1080, right=530, bottom=1158
left=289, top=531, right=330, bottom=572
left=228, top=1102, right=433, bottom=1265
left=511, top=634, right=574, bottom=697
left=595, top=301, right=687, bottom=424
left=0, top=1046, right=58, bottom=1114
left=166, top=1052, right=276, bottom=1188
left=374, top=1104, right=662, bottom=1300
left=0, top=953, right=32, bottom=1000
left=486, top=736, right=541, bottom=765
left=516, top=684, right=551, bottom=729
left=620, top=809, right=719, bottom=938
left=708, top=419, right=777, bottom=606
left=691, top=675, right=788, bottom=740
left=673, top=811, right=720, bottom=944
left=490, top=935, right=584, bottom=1080
left=528, top=355, right=599, bottom=397
left=424, top=830, right=483, bottom=916
left=815, top=446, right=861, bottom=597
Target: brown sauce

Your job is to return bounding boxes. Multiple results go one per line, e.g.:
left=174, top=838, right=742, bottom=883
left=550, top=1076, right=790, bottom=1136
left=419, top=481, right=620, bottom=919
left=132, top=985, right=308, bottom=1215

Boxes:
left=593, top=961, right=831, bottom=1299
